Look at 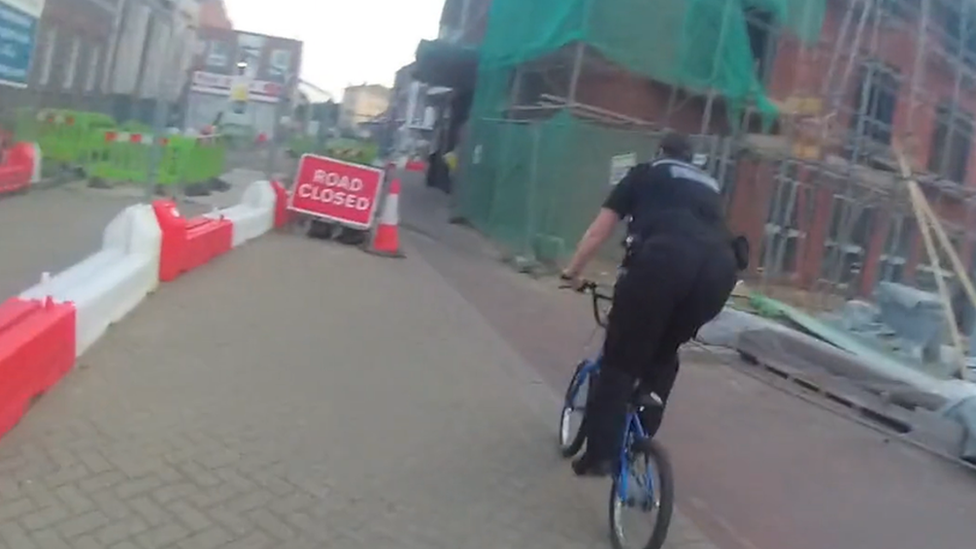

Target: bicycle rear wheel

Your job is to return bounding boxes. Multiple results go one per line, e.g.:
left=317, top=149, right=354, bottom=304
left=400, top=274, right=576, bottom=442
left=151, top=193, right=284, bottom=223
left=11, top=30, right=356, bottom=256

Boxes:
left=608, top=439, right=674, bottom=549
left=558, top=361, right=591, bottom=457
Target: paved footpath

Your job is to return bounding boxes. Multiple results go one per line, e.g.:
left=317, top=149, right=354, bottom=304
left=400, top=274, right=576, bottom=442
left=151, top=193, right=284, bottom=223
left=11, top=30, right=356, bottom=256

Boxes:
left=0, top=231, right=715, bottom=548
left=397, top=175, right=976, bottom=549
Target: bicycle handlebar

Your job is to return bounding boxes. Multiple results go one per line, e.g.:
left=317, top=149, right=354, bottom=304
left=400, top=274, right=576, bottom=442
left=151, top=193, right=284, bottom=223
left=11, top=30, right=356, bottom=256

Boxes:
left=559, top=278, right=613, bottom=328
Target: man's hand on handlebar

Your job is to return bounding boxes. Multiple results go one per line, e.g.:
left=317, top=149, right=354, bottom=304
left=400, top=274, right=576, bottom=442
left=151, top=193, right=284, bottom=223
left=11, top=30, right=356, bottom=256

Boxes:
left=559, top=273, right=611, bottom=328
left=559, top=271, right=588, bottom=292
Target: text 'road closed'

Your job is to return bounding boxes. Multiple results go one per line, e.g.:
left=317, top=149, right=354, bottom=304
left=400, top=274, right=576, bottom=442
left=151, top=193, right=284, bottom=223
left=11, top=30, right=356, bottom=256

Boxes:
left=288, top=154, right=384, bottom=229
left=296, top=183, right=372, bottom=211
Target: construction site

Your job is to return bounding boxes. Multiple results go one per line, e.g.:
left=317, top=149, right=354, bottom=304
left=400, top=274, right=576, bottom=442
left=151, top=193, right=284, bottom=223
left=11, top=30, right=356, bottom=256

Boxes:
left=411, top=0, right=976, bottom=463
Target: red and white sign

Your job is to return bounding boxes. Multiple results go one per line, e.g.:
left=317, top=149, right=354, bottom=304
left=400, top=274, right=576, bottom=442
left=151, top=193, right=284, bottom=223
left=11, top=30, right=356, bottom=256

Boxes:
left=190, top=71, right=284, bottom=103
left=289, top=155, right=384, bottom=230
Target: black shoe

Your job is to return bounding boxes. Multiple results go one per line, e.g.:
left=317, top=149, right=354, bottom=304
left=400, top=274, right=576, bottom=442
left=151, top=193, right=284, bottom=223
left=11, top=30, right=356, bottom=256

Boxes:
left=571, top=455, right=614, bottom=477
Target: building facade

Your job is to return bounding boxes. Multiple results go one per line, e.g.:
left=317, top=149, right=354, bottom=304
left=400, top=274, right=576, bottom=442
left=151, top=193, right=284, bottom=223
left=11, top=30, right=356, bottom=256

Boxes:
left=383, top=63, right=439, bottom=156
left=184, top=27, right=303, bottom=138
left=339, top=83, right=392, bottom=132
left=0, top=0, right=120, bottom=115
left=422, top=0, right=976, bottom=297
left=0, top=0, right=201, bottom=127
left=198, top=0, right=231, bottom=30
left=106, top=0, right=200, bottom=125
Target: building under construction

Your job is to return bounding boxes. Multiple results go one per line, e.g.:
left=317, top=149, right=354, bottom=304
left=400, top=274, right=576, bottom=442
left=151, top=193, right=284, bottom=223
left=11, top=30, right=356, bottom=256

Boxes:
left=414, top=0, right=976, bottom=305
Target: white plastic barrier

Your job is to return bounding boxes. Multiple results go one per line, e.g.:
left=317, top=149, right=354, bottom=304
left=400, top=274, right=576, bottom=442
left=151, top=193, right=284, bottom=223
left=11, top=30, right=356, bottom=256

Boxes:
left=20, top=204, right=162, bottom=357
left=207, top=180, right=276, bottom=248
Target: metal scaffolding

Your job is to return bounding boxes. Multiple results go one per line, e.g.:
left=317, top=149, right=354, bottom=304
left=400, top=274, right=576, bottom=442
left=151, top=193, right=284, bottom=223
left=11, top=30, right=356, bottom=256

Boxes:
left=473, top=0, right=976, bottom=306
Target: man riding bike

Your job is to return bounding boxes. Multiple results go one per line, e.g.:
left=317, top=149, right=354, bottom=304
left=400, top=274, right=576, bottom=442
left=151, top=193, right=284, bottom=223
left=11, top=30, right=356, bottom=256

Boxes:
left=561, top=132, right=745, bottom=477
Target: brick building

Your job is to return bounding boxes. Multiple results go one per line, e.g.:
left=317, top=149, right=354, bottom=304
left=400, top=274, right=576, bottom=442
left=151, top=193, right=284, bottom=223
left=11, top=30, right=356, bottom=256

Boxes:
left=198, top=0, right=231, bottom=30
left=184, top=27, right=303, bottom=137
left=417, top=0, right=976, bottom=298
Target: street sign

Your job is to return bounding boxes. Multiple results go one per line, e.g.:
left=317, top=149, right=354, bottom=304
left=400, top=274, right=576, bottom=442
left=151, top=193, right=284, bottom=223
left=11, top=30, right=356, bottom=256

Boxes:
left=0, top=0, right=44, bottom=89
left=289, top=154, right=384, bottom=230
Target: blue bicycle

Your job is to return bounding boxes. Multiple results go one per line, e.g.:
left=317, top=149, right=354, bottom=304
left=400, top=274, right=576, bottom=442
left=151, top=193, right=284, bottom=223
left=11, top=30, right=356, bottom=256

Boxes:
left=558, top=280, right=675, bottom=549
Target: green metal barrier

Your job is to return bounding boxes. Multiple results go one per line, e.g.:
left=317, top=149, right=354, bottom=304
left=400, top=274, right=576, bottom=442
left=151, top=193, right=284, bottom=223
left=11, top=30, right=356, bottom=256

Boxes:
left=10, top=108, right=227, bottom=187
left=88, top=131, right=226, bottom=186
left=29, top=109, right=116, bottom=165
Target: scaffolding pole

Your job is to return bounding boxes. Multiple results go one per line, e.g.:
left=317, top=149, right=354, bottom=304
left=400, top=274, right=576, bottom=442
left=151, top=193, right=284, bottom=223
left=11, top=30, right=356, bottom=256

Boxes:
left=700, top=0, right=735, bottom=135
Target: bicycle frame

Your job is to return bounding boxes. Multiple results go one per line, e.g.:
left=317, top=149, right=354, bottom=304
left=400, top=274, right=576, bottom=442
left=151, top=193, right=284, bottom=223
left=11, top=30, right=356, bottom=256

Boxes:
left=615, top=409, right=655, bottom=505
left=571, top=349, right=656, bottom=504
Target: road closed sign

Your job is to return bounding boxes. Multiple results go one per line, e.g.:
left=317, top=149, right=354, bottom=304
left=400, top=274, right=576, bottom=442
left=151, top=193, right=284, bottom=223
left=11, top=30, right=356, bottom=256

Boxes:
left=289, top=154, right=384, bottom=229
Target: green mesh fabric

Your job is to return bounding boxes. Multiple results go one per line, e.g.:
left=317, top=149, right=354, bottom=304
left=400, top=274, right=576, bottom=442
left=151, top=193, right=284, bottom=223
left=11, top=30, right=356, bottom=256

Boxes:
left=458, top=113, right=668, bottom=262
left=456, top=0, right=826, bottom=262
left=476, top=0, right=825, bottom=112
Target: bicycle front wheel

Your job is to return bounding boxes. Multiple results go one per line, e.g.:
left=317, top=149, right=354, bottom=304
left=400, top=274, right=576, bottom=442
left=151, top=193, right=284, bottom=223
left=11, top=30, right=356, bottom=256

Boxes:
left=608, top=439, right=674, bottom=549
left=558, top=361, right=591, bottom=457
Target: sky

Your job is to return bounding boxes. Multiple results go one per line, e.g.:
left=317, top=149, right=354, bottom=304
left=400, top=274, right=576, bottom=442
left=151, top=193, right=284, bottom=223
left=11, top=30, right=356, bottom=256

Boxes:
left=226, top=0, right=444, bottom=100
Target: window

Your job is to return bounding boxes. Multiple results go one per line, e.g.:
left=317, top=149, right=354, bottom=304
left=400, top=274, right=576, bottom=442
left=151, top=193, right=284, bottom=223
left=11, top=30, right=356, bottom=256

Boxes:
left=928, top=102, right=974, bottom=183
left=63, top=36, right=81, bottom=90
left=85, top=44, right=101, bottom=92
left=848, top=62, right=899, bottom=158
left=38, top=26, right=57, bottom=87
left=744, top=7, right=777, bottom=83
left=206, top=41, right=229, bottom=67
left=759, top=165, right=809, bottom=276
left=820, top=196, right=876, bottom=286
left=270, top=49, right=291, bottom=73
left=941, top=2, right=976, bottom=70
left=877, top=215, right=915, bottom=283
left=916, top=232, right=962, bottom=292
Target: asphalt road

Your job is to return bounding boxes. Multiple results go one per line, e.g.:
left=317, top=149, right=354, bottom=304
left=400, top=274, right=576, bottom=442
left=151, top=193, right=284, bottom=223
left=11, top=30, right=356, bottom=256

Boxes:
left=0, top=171, right=262, bottom=302
left=399, top=174, right=976, bottom=549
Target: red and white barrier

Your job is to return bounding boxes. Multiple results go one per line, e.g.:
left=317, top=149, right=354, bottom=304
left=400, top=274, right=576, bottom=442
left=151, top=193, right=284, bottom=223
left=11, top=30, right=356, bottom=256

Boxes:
left=0, top=174, right=318, bottom=438
left=104, top=132, right=158, bottom=146
left=0, top=142, right=42, bottom=196
left=19, top=205, right=162, bottom=356
left=153, top=200, right=233, bottom=282
left=206, top=180, right=277, bottom=247
left=0, top=297, right=76, bottom=439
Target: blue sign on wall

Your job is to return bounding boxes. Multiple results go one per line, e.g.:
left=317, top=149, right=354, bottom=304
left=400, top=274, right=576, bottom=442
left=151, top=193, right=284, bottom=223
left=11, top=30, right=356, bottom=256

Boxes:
left=0, top=1, right=38, bottom=88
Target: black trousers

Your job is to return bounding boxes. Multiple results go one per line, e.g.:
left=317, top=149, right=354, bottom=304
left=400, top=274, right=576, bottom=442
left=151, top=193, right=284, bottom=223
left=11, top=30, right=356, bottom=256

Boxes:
left=583, top=234, right=737, bottom=463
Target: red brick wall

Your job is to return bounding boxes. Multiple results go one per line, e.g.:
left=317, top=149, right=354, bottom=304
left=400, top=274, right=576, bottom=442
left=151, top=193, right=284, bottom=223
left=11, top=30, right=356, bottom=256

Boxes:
left=200, top=0, right=233, bottom=30
left=734, top=2, right=976, bottom=293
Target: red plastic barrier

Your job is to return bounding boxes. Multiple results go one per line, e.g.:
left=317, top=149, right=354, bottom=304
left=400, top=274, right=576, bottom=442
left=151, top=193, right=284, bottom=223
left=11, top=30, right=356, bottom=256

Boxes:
left=0, top=297, right=76, bottom=439
left=405, top=160, right=427, bottom=173
left=270, top=180, right=291, bottom=228
left=0, top=142, right=39, bottom=196
left=152, top=200, right=233, bottom=282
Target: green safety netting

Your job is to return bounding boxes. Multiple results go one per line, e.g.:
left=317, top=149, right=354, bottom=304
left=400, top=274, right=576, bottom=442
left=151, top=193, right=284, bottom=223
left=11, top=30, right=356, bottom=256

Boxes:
left=454, top=0, right=826, bottom=263
left=474, top=0, right=825, bottom=117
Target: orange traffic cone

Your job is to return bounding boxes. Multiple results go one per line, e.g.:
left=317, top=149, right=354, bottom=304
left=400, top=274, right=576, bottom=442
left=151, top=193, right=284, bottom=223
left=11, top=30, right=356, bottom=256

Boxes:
left=366, top=178, right=405, bottom=258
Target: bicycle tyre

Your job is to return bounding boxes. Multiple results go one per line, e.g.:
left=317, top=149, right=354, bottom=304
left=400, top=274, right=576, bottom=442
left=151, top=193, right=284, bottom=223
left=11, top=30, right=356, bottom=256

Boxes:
left=608, top=439, right=675, bottom=549
left=558, top=361, right=589, bottom=457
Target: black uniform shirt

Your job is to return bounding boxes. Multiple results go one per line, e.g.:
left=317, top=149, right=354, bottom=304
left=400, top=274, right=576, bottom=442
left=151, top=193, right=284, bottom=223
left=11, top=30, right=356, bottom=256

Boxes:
left=603, top=159, right=728, bottom=264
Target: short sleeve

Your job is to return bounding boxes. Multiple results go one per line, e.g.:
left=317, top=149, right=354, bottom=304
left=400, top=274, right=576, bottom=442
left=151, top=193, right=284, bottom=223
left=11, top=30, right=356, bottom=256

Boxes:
left=602, top=165, right=640, bottom=218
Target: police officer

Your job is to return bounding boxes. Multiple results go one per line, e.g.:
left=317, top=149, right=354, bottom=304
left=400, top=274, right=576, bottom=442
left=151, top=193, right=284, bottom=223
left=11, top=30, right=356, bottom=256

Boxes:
left=561, top=132, right=742, bottom=476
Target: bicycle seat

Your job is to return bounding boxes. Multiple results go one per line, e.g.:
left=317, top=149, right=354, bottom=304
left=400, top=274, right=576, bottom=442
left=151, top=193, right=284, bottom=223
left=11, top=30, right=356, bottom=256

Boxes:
left=632, top=391, right=663, bottom=410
